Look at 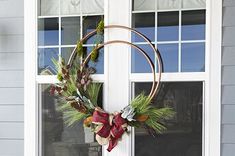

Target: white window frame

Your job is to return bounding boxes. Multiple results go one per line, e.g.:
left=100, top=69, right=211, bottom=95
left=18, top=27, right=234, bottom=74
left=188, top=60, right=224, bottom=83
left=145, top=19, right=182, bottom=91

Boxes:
left=24, top=0, right=222, bottom=156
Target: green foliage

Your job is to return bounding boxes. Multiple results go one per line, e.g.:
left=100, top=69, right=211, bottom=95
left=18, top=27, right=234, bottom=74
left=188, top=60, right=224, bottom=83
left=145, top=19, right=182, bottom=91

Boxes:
left=90, top=47, right=99, bottom=62
left=76, top=41, right=83, bottom=57
left=86, top=83, right=102, bottom=106
left=131, top=93, right=151, bottom=114
left=96, top=20, right=104, bottom=34
left=130, top=93, right=175, bottom=133
left=57, top=73, right=63, bottom=81
left=145, top=107, right=175, bottom=133
left=59, top=105, right=89, bottom=127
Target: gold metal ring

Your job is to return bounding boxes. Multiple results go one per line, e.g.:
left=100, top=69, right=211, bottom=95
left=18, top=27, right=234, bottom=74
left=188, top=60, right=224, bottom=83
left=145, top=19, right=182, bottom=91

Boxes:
left=67, top=25, right=163, bottom=101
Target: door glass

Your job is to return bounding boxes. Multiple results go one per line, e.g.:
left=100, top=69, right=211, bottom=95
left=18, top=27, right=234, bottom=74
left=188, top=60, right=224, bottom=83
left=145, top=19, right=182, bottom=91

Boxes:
left=39, top=84, right=103, bottom=156
left=134, top=82, right=203, bottom=156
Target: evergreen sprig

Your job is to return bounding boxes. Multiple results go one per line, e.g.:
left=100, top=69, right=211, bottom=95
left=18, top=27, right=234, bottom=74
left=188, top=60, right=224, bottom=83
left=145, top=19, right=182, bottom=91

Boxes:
left=130, top=93, right=175, bottom=133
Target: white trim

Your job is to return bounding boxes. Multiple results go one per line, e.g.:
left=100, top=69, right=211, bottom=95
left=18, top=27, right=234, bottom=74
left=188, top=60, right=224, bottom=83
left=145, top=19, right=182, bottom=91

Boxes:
left=103, top=0, right=132, bottom=155
left=204, top=0, right=222, bottom=156
left=24, top=0, right=37, bottom=156
left=36, top=74, right=105, bottom=83
left=130, top=73, right=206, bottom=82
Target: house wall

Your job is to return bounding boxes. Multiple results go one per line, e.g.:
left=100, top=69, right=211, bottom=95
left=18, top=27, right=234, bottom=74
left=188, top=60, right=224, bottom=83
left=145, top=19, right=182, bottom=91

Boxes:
left=0, top=0, right=24, bottom=155
left=221, top=0, right=235, bottom=155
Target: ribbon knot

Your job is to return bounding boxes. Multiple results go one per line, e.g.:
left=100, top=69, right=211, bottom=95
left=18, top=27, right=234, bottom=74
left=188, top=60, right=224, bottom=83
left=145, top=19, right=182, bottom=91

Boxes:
left=92, top=107, right=127, bottom=152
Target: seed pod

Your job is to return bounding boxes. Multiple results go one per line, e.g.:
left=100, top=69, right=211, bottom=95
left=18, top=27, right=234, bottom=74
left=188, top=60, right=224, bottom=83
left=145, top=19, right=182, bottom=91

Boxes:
left=83, top=116, right=93, bottom=127
left=136, top=115, right=149, bottom=122
left=57, top=73, right=63, bottom=81
left=76, top=41, right=83, bottom=57
left=97, top=20, right=104, bottom=34
left=50, top=85, right=56, bottom=95
left=91, top=48, right=99, bottom=62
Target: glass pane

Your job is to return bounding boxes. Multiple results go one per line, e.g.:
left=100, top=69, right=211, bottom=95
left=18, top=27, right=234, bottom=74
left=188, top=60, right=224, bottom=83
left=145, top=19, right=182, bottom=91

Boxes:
left=182, top=10, right=206, bottom=40
left=83, top=16, right=104, bottom=44
left=134, top=82, right=203, bottom=156
left=39, top=84, right=102, bottom=156
left=181, top=43, right=205, bottom=72
left=86, top=46, right=104, bottom=74
left=38, top=18, right=59, bottom=46
left=157, top=0, right=180, bottom=10
left=182, top=0, right=206, bottom=9
left=132, top=0, right=155, bottom=11
left=61, top=17, right=80, bottom=45
left=132, top=13, right=155, bottom=42
left=131, top=44, right=155, bottom=73
left=157, top=12, right=179, bottom=41
left=61, top=47, right=75, bottom=64
left=38, top=48, right=58, bottom=75
left=158, top=44, right=178, bottom=72
left=60, top=0, right=81, bottom=15
left=38, top=0, right=59, bottom=16
left=81, top=0, right=104, bottom=14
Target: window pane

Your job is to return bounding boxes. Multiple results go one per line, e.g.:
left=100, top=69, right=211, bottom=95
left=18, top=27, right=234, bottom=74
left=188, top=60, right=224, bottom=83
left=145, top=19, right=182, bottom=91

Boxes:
left=134, top=82, right=203, bottom=156
left=181, top=43, right=205, bottom=72
left=60, top=0, right=81, bottom=15
left=38, top=18, right=59, bottom=46
left=61, top=47, right=75, bottom=64
left=38, top=48, right=58, bottom=75
left=83, top=16, right=104, bottom=44
left=157, top=12, right=179, bottom=41
left=182, top=10, right=206, bottom=40
left=81, top=0, right=104, bottom=14
left=131, top=44, right=155, bottom=73
left=158, top=44, right=178, bottom=72
left=132, top=13, right=155, bottom=42
left=182, top=0, right=206, bottom=9
left=132, top=0, right=155, bottom=11
left=61, top=17, right=80, bottom=45
left=86, top=46, right=104, bottom=74
left=157, top=0, right=180, bottom=10
left=38, top=0, right=59, bottom=16
left=39, top=84, right=102, bottom=156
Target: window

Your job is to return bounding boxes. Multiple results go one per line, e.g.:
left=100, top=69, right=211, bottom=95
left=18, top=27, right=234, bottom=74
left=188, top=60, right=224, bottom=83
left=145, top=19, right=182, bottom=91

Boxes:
left=132, top=0, right=206, bottom=73
left=38, top=84, right=103, bottom=156
left=131, top=0, right=206, bottom=156
left=37, top=0, right=104, bottom=75
left=37, top=0, right=104, bottom=156
left=25, top=0, right=222, bottom=156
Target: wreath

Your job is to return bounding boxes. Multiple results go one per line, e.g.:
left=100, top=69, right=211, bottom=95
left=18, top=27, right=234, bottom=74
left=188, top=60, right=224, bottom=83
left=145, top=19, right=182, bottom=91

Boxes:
left=50, top=20, right=175, bottom=152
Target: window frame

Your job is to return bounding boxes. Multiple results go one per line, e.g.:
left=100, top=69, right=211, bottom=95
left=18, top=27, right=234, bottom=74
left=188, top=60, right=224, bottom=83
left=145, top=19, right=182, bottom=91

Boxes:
left=24, top=0, right=222, bottom=156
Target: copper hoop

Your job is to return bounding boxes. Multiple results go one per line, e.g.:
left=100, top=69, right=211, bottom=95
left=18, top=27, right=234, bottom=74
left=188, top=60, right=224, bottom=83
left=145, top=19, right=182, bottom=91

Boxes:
left=81, top=40, right=156, bottom=100
left=67, top=25, right=163, bottom=101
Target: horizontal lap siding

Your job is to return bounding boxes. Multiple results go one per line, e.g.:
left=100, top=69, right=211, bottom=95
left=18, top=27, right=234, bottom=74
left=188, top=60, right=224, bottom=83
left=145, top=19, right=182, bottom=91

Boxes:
left=222, top=1, right=235, bottom=156
left=0, top=0, right=24, bottom=155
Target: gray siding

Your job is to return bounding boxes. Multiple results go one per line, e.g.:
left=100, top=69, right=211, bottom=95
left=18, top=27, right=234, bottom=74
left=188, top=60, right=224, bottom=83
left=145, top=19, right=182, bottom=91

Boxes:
left=222, top=0, right=235, bottom=155
left=0, top=0, right=24, bottom=156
